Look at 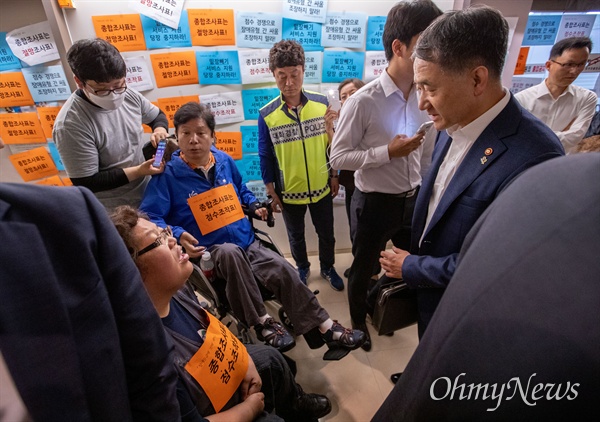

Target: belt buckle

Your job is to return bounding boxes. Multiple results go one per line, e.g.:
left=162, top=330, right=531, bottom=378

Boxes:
left=405, top=188, right=416, bottom=198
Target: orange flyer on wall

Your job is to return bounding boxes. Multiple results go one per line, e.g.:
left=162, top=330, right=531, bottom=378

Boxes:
left=9, top=146, right=59, bottom=182
left=514, top=47, right=530, bottom=75
left=187, top=183, right=245, bottom=235
left=36, top=175, right=64, bottom=186
left=58, top=0, right=75, bottom=8
left=215, top=132, right=242, bottom=160
left=158, top=95, right=200, bottom=128
left=36, top=106, right=62, bottom=139
left=150, top=51, right=199, bottom=88
left=0, top=72, right=35, bottom=108
left=184, top=311, right=249, bottom=413
left=0, top=112, right=47, bottom=144
left=188, top=9, right=236, bottom=46
left=92, top=14, right=146, bottom=52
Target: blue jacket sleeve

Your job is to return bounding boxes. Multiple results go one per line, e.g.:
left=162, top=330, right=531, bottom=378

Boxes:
left=258, top=114, right=276, bottom=184
left=227, top=154, right=258, bottom=207
left=140, top=174, right=186, bottom=242
left=402, top=253, right=458, bottom=290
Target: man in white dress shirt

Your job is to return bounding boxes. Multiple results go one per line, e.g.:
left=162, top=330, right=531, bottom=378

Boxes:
left=515, top=36, right=597, bottom=154
left=330, top=0, right=443, bottom=351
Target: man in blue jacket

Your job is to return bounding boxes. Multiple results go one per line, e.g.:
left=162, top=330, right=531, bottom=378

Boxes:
left=140, top=102, right=365, bottom=357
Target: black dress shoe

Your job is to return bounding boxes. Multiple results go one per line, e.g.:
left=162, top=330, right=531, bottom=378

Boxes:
left=390, top=372, right=402, bottom=384
left=294, top=386, right=332, bottom=419
left=353, top=322, right=371, bottom=351
left=344, top=267, right=351, bottom=278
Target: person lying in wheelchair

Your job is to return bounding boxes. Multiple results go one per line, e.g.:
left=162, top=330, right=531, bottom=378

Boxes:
left=140, top=101, right=365, bottom=355
left=110, top=206, right=332, bottom=421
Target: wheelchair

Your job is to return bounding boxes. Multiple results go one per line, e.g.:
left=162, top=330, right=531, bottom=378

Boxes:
left=186, top=197, right=296, bottom=346
left=186, top=197, right=352, bottom=361
left=144, top=140, right=297, bottom=344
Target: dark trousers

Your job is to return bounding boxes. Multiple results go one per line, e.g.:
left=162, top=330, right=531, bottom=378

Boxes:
left=344, top=186, right=354, bottom=241
left=247, top=344, right=297, bottom=422
left=348, top=188, right=417, bottom=324
left=281, top=194, right=335, bottom=271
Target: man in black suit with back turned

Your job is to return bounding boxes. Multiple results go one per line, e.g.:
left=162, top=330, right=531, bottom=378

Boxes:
left=377, top=5, right=564, bottom=384
left=0, top=182, right=180, bottom=421
left=373, top=153, right=600, bottom=421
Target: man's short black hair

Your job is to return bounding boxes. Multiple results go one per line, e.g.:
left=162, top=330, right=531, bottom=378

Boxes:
left=549, top=36, right=593, bottom=60
left=173, top=102, right=215, bottom=136
left=67, top=38, right=126, bottom=83
left=414, top=5, right=508, bottom=80
left=268, top=40, right=305, bottom=72
left=382, top=0, right=443, bottom=62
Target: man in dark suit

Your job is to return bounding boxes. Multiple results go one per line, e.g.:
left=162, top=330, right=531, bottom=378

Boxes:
left=377, top=6, right=564, bottom=381
left=0, top=184, right=180, bottom=421
left=373, top=153, right=600, bottom=420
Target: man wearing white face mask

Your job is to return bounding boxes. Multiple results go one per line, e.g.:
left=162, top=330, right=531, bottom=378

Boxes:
left=54, top=38, right=169, bottom=209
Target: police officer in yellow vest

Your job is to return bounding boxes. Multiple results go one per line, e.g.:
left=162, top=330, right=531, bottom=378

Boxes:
left=258, top=40, right=344, bottom=291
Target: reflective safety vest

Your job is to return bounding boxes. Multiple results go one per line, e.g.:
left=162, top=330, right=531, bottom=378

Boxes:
left=260, top=90, right=330, bottom=205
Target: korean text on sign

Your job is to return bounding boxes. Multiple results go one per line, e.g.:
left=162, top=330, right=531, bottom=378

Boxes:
left=187, top=184, right=245, bottom=235
left=184, top=311, right=249, bottom=412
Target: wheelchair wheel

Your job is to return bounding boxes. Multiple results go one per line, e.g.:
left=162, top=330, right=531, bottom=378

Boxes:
left=278, top=307, right=294, bottom=333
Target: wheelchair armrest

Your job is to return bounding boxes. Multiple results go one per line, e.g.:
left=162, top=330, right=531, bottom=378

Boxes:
left=187, top=263, right=222, bottom=309
left=242, top=196, right=275, bottom=228
left=142, top=135, right=178, bottom=162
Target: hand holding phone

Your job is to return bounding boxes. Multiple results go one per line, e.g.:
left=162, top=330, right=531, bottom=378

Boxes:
left=326, top=89, right=341, bottom=112
left=152, top=139, right=167, bottom=168
left=416, top=121, right=434, bottom=136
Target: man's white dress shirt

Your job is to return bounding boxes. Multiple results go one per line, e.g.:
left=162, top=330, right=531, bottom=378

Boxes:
left=515, top=81, right=597, bottom=154
left=330, top=69, right=432, bottom=194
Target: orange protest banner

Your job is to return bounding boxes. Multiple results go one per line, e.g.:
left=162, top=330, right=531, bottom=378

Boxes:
left=150, top=51, right=199, bottom=88
left=187, top=184, right=245, bottom=235
left=0, top=72, right=35, bottom=108
left=185, top=311, right=249, bottom=413
left=9, top=146, right=59, bottom=182
left=36, top=175, right=64, bottom=186
left=37, top=106, right=62, bottom=139
left=62, top=177, right=73, bottom=186
left=158, top=95, right=200, bottom=128
left=215, top=131, right=242, bottom=160
left=92, top=14, right=146, bottom=52
left=0, top=112, right=47, bottom=144
left=514, top=47, right=530, bottom=75
left=188, top=9, right=236, bottom=46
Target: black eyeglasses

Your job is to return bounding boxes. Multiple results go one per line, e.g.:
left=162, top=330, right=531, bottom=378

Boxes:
left=136, top=226, right=173, bottom=258
left=85, top=83, right=128, bottom=97
left=550, top=59, right=587, bottom=70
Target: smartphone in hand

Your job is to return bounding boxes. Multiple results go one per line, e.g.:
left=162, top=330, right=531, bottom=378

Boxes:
left=152, top=139, right=167, bottom=168
left=327, top=89, right=341, bottom=112
left=416, top=121, right=434, bottom=136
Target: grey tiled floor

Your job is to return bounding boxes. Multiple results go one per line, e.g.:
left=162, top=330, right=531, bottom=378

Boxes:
left=196, top=251, right=419, bottom=421
left=279, top=252, right=419, bottom=422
